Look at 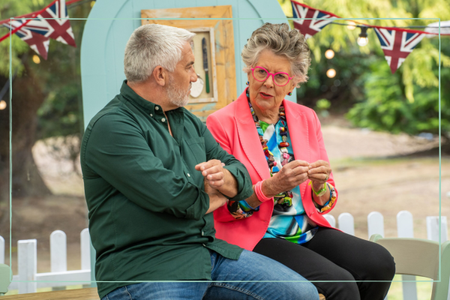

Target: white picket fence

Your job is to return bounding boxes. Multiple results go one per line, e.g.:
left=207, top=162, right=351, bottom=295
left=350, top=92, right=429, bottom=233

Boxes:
left=0, top=211, right=448, bottom=299
left=0, top=228, right=92, bottom=294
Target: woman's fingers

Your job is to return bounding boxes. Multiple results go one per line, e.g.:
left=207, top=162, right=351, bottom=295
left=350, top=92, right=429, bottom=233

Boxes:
left=308, top=160, right=331, bottom=185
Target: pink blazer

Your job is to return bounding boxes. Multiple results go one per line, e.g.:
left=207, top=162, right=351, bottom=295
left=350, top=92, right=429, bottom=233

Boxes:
left=206, top=89, right=338, bottom=251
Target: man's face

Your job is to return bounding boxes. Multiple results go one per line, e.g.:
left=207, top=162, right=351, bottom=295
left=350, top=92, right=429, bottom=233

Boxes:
left=167, top=42, right=197, bottom=108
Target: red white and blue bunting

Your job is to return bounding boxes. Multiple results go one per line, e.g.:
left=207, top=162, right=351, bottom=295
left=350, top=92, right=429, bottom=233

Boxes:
left=290, top=0, right=449, bottom=73
left=291, top=2, right=338, bottom=40
left=0, top=0, right=81, bottom=60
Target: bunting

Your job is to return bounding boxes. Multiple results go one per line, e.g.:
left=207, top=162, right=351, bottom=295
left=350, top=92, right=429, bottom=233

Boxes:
left=3, top=20, right=50, bottom=60
left=288, top=1, right=449, bottom=73
left=291, top=1, right=337, bottom=39
left=374, top=27, right=424, bottom=74
left=25, top=0, right=76, bottom=47
left=0, top=0, right=80, bottom=59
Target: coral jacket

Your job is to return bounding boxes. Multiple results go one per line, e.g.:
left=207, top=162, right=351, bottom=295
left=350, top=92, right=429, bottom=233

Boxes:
left=206, top=89, right=338, bottom=251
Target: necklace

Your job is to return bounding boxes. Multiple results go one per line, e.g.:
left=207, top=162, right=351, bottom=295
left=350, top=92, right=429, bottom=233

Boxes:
left=247, top=94, right=294, bottom=207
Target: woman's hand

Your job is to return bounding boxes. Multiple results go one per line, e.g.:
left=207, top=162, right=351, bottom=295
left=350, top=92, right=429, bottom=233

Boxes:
left=263, top=160, right=310, bottom=197
left=308, top=160, right=331, bottom=191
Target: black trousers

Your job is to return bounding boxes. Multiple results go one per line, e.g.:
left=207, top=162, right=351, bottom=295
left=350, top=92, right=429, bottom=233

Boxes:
left=253, top=228, right=395, bottom=300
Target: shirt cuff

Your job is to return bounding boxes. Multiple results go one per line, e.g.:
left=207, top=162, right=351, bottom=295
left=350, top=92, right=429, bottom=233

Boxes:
left=223, top=165, right=253, bottom=201
left=185, top=185, right=210, bottom=219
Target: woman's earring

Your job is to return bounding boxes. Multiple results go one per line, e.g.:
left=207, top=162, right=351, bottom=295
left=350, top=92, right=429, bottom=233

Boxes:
left=246, top=81, right=249, bottom=86
left=287, top=92, right=292, bottom=96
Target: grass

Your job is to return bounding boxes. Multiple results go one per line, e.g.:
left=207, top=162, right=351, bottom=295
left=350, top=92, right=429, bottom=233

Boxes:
left=387, top=275, right=433, bottom=300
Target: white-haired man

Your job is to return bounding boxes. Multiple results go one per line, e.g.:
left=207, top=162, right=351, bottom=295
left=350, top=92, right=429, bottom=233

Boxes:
left=81, top=24, right=318, bottom=300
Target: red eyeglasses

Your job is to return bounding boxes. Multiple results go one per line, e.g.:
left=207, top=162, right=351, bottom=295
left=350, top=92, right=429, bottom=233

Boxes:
left=251, top=66, right=293, bottom=87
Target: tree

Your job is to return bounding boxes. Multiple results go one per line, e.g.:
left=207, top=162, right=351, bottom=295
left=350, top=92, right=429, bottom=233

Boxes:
left=0, top=0, right=90, bottom=201
left=347, top=39, right=450, bottom=140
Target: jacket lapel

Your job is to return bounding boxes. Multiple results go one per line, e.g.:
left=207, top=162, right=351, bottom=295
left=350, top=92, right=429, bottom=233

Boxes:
left=284, top=100, right=310, bottom=198
left=235, top=90, right=270, bottom=181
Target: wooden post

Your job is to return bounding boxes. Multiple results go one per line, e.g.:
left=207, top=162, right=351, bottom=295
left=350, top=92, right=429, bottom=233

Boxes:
left=50, top=230, right=67, bottom=291
left=0, top=236, right=4, bottom=264
left=397, top=211, right=418, bottom=300
left=338, top=213, right=355, bottom=235
left=18, top=239, right=37, bottom=294
left=368, top=211, right=384, bottom=238
left=426, top=216, right=448, bottom=242
left=80, top=228, right=90, bottom=270
left=80, top=228, right=92, bottom=289
left=323, top=215, right=336, bottom=228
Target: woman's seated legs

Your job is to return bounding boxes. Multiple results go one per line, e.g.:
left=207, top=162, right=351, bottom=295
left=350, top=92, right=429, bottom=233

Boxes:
left=304, top=228, right=395, bottom=300
left=254, top=228, right=395, bottom=300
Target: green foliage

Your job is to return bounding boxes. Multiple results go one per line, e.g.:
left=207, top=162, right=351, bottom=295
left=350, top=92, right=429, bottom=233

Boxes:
left=0, top=0, right=42, bottom=76
left=1, top=2, right=90, bottom=140
left=347, top=51, right=450, bottom=136
left=316, top=99, right=331, bottom=110
left=277, top=0, right=450, bottom=137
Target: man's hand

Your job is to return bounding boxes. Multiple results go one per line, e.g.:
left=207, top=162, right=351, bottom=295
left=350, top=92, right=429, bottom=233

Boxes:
left=204, top=178, right=228, bottom=214
left=195, top=160, right=225, bottom=188
left=196, top=160, right=238, bottom=198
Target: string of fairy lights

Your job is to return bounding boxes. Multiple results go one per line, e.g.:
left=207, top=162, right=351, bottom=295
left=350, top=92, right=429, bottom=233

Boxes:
left=319, top=21, right=449, bottom=78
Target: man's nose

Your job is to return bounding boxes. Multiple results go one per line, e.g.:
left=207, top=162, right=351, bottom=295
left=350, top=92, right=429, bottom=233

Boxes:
left=191, top=69, right=198, bottom=82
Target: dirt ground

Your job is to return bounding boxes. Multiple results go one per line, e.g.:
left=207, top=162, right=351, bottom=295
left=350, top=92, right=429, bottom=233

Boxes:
left=2, top=116, right=449, bottom=274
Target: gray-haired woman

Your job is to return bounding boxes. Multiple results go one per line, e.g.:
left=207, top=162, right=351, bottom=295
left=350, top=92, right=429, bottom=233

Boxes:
left=207, top=23, right=395, bottom=300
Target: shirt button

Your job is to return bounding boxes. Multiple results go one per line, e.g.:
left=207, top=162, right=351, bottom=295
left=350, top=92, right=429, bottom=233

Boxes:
left=149, top=114, right=153, bottom=117
left=155, top=106, right=160, bottom=110
left=201, top=231, right=204, bottom=236
left=187, top=173, right=191, bottom=177
left=202, top=244, right=206, bottom=247
left=161, top=118, right=166, bottom=122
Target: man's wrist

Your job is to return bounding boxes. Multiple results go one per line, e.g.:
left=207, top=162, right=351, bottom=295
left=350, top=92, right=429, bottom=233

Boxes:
left=218, top=168, right=238, bottom=198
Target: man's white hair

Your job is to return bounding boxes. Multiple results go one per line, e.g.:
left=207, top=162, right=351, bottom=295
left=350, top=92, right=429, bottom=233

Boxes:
left=124, top=24, right=195, bottom=83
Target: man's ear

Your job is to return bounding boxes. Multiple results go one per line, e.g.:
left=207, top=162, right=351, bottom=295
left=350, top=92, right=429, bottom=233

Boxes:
left=153, top=66, right=168, bottom=87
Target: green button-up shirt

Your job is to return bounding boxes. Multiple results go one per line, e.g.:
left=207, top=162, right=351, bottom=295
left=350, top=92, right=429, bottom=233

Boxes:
left=81, top=81, right=252, bottom=298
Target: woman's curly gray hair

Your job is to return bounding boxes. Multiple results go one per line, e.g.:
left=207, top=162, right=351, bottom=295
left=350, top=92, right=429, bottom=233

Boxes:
left=241, top=23, right=311, bottom=86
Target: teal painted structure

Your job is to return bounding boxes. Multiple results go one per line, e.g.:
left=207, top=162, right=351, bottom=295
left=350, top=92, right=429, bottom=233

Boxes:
left=80, top=0, right=291, bottom=284
left=81, top=0, right=294, bottom=127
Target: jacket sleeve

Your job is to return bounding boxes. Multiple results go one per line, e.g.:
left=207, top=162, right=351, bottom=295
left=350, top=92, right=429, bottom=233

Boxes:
left=309, top=110, right=338, bottom=214
left=206, top=113, right=250, bottom=222
left=202, top=120, right=253, bottom=201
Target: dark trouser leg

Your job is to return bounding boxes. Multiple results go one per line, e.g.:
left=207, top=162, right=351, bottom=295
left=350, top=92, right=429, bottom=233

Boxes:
left=303, top=228, right=395, bottom=300
left=254, top=228, right=395, bottom=300
left=254, top=237, right=360, bottom=300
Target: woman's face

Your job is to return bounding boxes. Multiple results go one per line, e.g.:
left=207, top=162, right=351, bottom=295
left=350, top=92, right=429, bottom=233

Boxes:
left=247, top=49, right=295, bottom=114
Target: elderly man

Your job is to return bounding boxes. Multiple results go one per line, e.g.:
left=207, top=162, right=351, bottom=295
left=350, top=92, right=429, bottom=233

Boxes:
left=81, top=24, right=318, bottom=300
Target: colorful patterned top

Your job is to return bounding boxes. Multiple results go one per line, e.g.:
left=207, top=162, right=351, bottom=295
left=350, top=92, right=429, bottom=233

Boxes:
left=226, top=97, right=337, bottom=244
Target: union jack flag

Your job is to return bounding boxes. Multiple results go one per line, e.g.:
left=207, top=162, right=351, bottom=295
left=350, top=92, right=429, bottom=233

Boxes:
left=3, top=20, right=50, bottom=59
left=24, top=0, right=76, bottom=47
left=374, top=28, right=424, bottom=74
left=291, top=1, right=337, bottom=39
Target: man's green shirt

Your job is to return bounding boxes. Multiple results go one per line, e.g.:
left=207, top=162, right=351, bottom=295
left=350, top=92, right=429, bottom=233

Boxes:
left=81, top=82, right=253, bottom=298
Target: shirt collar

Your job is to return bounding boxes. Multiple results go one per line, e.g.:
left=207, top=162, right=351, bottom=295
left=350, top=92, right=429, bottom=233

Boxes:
left=120, top=80, right=162, bottom=116
left=120, top=80, right=185, bottom=117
